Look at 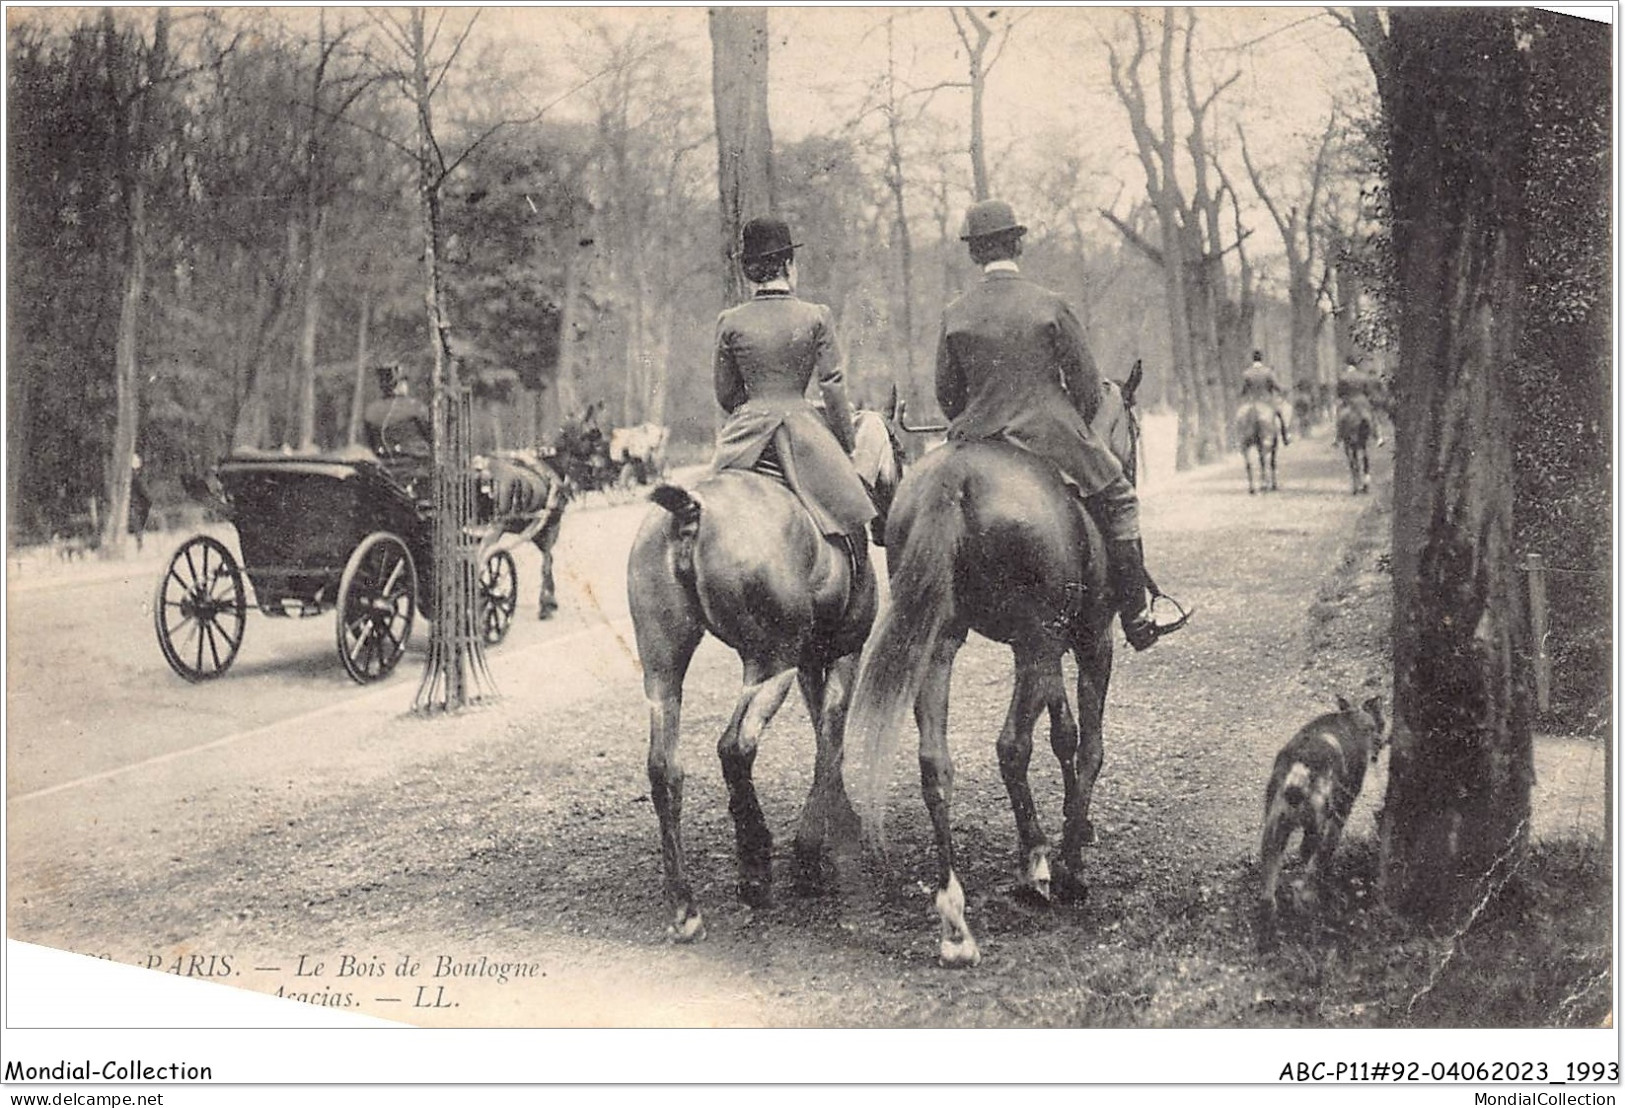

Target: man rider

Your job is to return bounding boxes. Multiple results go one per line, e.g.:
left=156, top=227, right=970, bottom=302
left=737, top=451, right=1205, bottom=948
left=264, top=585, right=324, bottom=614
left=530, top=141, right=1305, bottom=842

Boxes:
left=1336, top=358, right=1385, bottom=446
left=1240, top=350, right=1292, bottom=446
left=935, top=199, right=1185, bottom=652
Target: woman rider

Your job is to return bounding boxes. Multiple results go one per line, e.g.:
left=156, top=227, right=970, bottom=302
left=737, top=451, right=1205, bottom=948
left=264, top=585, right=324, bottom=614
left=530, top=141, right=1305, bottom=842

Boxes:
left=710, top=216, right=876, bottom=587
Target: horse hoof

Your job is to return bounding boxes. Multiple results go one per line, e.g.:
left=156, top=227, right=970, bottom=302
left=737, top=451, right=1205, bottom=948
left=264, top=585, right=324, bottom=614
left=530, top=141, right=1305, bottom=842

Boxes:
left=938, top=936, right=982, bottom=969
left=1016, top=848, right=1052, bottom=905
left=792, top=843, right=829, bottom=894
left=1053, top=869, right=1089, bottom=904
left=667, top=911, right=706, bottom=944
left=1014, top=881, right=1052, bottom=907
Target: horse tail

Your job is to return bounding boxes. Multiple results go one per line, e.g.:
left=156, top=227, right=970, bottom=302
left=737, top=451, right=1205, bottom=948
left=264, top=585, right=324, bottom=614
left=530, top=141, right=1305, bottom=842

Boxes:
left=649, top=483, right=701, bottom=579
left=847, top=484, right=965, bottom=843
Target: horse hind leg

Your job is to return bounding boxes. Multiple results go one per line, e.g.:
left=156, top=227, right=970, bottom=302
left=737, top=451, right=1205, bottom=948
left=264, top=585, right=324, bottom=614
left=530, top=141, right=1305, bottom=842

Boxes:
left=1057, top=631, right=1111, bottom=901
left=534, top=517, right=561, bottom=618
left=634, top=577, right=706, bottom=941
left=792, top=653, right=864, bottom=888
left=1244, top=447, right=1257, bottom=495
left=1038, top=648, right=1089, bottom=903
left=916, top=634, right=979, bottom=967
left=718, top=660, right=798, bottom=908
left=1000, top=646, right=1062, bottom=905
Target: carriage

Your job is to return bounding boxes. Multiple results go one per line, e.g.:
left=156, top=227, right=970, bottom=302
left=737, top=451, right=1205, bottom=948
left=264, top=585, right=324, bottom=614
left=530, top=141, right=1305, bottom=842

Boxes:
left=153, top=452, right=533, bottom=685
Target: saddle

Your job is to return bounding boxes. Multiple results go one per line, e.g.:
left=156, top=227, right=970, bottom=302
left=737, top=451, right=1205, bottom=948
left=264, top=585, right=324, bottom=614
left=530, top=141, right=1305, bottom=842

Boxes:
left=750, top=440, right=868, bottom=589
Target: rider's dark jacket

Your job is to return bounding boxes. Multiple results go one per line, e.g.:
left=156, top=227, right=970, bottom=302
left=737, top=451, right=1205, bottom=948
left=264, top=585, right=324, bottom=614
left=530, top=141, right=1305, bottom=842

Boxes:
left=935, top=267, right=1123, bottom=497
left=1240, top=361, right=1285, bottom=399
left=711, top=288, right=876, bottom=537
left=1336, top=366, right=1375, bottom=402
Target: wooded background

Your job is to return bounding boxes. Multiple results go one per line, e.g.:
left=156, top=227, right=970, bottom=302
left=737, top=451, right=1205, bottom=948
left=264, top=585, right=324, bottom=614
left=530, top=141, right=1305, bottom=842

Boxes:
left=6, top=7, right=1395, bottom=537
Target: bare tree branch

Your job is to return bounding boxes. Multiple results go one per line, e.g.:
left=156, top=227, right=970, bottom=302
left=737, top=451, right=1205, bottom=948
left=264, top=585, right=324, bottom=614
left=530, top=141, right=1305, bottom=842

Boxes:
left=435, top=61, right=620, bottom=185
left=1099, top=208, right=1165, bottom=267
left=428, top=9, right=481, bottom=100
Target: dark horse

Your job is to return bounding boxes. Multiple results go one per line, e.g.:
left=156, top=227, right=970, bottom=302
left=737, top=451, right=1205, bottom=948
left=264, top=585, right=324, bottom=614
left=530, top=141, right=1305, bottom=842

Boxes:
left=476, top=450, right=570, bottom=620
left=846, top=373, right=1141, bottom=967
left=1236, top=400, right=1281, bottom=494
left=1335, top=401, right=1373, bottom=495
left=627, top=410, right=903, bottom=941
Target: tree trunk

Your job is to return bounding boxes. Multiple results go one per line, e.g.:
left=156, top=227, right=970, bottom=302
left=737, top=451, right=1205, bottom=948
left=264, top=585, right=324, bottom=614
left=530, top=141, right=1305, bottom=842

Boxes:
left=295, top=15, right=327, bottom=452
left=1105, top=9, right=1243, bottom=470
left=101, top=7, right=169, bottom=554
left=1378, top=8, right=1534, bottom=924
left=709, top=7, right=774, bottom=307
left=347, top=288, right=370, bottom=446
left=884, top=15, right=916, bottom=387
left=295, top=197, right=322, bottom=451
left=554, top=223, right=586, bottom=419
left=1331, top=252, right=1364, bottom=368
left=105, top=167, right=145, bottom=554
left=967, top=56, right=988, bottom=200
left=951, top=7, right=995, bottom=200
left=409, top=9, right=494, bottom=712
left=1287, top=272, right=1320, bottom=392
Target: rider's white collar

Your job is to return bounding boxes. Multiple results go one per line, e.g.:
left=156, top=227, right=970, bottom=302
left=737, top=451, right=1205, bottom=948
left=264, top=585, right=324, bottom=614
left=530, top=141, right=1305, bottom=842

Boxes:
left=982, top=260, right=1020, bottom=274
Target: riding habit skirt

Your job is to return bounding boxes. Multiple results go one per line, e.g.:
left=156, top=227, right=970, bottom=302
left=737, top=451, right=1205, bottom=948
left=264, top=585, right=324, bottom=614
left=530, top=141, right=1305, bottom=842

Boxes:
left=712, top=401, right=877, bottom=537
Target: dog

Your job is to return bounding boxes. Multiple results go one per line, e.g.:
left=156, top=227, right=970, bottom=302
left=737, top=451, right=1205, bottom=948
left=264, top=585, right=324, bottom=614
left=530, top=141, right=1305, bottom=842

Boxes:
left=1257, top=694, right=1389, bottom=948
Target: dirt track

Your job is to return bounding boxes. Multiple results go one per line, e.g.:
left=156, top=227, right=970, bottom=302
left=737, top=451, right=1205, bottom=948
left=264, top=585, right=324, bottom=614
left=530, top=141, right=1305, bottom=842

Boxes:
left=6, top=426, right=1607, bottom=1028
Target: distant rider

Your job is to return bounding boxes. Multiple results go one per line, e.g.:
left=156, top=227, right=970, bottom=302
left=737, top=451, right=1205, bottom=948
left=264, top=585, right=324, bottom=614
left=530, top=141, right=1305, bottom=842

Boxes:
left=1335, top=359, right=1384, bottom=446
left=1239, top=350, right=1292, bottom=446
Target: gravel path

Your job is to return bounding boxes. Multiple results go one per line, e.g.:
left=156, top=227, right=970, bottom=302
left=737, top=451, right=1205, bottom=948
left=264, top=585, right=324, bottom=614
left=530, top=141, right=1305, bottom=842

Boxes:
left=8, top=426, right=1604, bottom=1029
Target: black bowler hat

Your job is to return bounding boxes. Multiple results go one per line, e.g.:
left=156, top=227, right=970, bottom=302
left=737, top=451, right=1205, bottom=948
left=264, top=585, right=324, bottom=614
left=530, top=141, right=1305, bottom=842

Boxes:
left=960, top=198, right=1027, bottom=241
left=741, top=216, right=800, bottom=263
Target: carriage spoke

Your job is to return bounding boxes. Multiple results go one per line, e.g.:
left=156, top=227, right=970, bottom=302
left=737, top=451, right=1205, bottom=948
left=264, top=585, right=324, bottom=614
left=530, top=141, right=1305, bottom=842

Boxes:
left=202, top=619, right=225, bottom=673
left=381, top=552, right=405, bottom=596
left=375, top=622, right=401, bottom=662
left=358, top=628, right=381, bottom=677
left=205, top=611, right=244, bottom=654
left=193, top=617, right=207, bottom=674
left=346, top=620, right=376, bottom=674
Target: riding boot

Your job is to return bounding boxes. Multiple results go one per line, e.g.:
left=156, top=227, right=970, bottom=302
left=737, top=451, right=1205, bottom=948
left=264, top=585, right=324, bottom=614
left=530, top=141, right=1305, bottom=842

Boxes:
left=1107, top=538, right=1186, bottom=652
left=1277, top=412, right=1292, bottom=446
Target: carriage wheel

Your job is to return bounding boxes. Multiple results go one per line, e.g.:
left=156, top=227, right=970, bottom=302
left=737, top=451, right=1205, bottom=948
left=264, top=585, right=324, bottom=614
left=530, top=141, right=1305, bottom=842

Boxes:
left=479, top=549, right=518, bottom=645
left=336, top=532, right=417, bottom=685
left=154, top=535, right=248, bottom=682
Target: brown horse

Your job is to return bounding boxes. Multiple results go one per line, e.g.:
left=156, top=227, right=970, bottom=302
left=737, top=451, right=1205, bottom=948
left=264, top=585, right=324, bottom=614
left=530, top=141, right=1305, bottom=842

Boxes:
left=1236, top=400, right=1281, bottom=494
left=1335, top=401, right=1374, bottom=495
left=846, top=372, right=1142, bottom=967
left=627, top=410, right=903, bottom=941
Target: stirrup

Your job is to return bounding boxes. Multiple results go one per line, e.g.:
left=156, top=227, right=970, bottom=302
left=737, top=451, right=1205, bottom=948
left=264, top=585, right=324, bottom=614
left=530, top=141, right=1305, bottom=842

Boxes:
left=1123, top=593, right=1192, bottom=652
